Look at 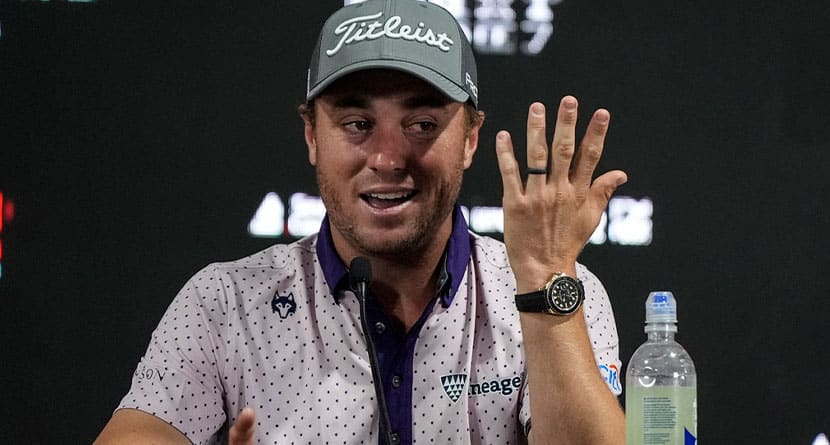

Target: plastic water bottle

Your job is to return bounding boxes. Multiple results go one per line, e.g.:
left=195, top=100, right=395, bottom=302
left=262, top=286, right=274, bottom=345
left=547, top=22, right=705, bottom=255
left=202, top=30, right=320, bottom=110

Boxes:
left=625, top=291, right=697, bottom=444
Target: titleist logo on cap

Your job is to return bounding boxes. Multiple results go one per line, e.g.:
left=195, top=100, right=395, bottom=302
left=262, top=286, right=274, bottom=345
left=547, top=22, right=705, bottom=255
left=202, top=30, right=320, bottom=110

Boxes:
left=326, top=11, right=455, bottom=56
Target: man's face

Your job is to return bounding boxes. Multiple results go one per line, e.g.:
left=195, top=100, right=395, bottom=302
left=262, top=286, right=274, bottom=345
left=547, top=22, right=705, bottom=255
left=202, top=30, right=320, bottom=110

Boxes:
left=304, top=70, right=481, bottom=259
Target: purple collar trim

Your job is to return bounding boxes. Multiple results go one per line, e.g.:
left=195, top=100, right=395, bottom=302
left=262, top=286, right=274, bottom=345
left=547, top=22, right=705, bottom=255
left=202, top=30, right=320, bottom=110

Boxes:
left=316, top=205, right=471, bottom=306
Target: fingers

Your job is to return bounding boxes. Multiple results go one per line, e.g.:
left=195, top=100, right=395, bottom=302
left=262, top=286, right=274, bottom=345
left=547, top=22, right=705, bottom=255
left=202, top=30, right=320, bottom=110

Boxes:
left=497, top=96, right=625, bottom=279
left=229, top=407, right=256, bottom=445
left=550, top=97, right=578, bottom=184
left=496, top=97, right=615, bottom=200
left=590, top=170, right=629, bottom=211
left=571, top=108, right=611, bottom=191
left=526, top=102, right=550, bottom=187
left=495, top=130, right=522, bottom=201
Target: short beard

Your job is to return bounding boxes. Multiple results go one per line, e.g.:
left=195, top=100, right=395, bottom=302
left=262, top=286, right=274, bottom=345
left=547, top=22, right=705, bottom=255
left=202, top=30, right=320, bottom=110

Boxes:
left=317, top=171, right=463, bottom=259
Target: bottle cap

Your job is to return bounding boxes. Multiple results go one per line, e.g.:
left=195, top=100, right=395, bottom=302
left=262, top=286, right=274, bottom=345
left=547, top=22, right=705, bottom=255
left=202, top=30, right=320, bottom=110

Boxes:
left=645, top=291, right=677, bottom=324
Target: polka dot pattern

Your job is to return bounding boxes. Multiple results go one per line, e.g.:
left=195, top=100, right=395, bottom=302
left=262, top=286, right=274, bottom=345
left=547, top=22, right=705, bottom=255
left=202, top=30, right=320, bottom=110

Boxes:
left=117, top=233, right=621, bottom=444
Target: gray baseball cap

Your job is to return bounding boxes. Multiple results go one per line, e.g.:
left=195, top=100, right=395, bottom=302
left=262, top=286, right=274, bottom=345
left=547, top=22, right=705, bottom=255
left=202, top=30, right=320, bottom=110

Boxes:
left=306, top=0, right=479, bottom=108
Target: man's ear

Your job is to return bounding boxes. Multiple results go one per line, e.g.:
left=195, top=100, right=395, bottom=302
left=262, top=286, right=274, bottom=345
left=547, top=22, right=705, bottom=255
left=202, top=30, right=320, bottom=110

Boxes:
left=462, top=111, right=485, bottom=169
left=302, top=113, right=317, bottom=166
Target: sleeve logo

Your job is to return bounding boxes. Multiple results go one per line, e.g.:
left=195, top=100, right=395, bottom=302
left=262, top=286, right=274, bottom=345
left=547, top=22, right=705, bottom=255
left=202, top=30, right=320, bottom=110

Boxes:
left=599, top=363, right=622, bottom=393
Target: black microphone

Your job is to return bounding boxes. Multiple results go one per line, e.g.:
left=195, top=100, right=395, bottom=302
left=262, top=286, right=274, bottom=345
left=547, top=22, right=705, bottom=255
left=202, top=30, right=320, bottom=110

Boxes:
left=349, top=257, right=395, bottom=445
left=350, top=256, right=372, bottom=300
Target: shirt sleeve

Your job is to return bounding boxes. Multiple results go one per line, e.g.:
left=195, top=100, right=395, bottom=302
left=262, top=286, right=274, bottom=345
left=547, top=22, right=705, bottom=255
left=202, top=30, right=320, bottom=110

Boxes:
left=116, top=265, right=229, bottom=444
left=578, top=264, right=624, bottom=396
left=517, top=264, right=623, bottom=435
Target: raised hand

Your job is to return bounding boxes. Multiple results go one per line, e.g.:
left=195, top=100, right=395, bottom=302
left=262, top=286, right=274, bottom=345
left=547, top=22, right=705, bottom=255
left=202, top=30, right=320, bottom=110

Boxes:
left=495, top=97, right=627, bottom=291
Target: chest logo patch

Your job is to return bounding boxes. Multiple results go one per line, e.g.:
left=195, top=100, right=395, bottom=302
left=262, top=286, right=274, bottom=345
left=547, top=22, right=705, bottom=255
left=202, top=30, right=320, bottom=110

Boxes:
left=271, top=292, right=297, bottom=319
left=440, top=373, right=468, bottom=403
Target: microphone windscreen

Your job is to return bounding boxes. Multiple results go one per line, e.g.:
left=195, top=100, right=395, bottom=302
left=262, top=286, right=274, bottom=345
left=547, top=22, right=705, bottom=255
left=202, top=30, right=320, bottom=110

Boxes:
left=349, top=256, right=372, bottom=284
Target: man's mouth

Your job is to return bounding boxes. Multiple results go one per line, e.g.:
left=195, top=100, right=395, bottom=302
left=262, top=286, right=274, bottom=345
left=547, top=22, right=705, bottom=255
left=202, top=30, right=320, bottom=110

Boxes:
left=360, top=191, right=417, bottom=209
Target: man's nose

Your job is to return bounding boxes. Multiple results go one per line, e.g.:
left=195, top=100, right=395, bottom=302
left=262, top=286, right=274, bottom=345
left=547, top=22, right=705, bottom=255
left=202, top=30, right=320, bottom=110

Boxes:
left=365, top=124, right=408, bottom=173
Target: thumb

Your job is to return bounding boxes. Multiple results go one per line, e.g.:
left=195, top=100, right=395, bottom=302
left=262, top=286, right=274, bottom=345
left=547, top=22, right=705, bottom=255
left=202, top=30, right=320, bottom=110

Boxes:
left=229, top=407, right=256, bottom=445
left=590, top=170, right=627, bottom=207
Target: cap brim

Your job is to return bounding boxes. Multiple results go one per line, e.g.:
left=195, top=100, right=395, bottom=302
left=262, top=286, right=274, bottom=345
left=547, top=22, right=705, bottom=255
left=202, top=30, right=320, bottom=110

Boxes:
left=307, top=60, right=470, bottom=104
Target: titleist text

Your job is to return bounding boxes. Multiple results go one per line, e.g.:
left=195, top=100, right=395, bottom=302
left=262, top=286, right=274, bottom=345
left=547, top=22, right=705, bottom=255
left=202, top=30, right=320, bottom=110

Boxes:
left=327, top=11, right=455, bottom=56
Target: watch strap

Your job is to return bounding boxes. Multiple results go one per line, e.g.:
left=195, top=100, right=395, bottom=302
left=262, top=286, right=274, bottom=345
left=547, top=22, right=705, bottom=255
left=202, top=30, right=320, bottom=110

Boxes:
left=514, top=290, right=549, bottom=312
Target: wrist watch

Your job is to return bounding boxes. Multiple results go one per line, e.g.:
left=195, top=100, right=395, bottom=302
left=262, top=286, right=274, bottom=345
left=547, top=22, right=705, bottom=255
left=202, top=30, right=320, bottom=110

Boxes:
left=515, top=272, right=584, bottom=315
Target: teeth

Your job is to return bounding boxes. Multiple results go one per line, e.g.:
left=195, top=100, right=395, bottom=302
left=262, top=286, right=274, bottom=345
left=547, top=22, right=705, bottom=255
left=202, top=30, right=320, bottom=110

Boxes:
left=367, top=191, right=411, bottom=200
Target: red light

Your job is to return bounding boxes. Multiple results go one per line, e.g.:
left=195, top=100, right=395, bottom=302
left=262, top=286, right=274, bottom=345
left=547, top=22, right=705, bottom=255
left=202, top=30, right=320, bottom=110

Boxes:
left=0, top=191, right=3, bottom=261
left=3, top=198, right=12, bottom=225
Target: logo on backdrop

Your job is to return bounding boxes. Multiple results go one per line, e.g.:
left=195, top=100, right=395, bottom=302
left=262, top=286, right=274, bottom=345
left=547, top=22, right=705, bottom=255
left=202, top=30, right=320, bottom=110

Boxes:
left=327, top=11, right=455, bottom=56
left=271, top=293, right=297, bottom=319
left=440, top=373, right=468, bottom=403
left=342, top=0, right=565, bottom=55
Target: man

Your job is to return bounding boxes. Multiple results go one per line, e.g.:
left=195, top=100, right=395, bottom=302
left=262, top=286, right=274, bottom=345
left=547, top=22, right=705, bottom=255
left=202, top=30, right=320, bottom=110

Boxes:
left=96, top=0, right=627, bottom=443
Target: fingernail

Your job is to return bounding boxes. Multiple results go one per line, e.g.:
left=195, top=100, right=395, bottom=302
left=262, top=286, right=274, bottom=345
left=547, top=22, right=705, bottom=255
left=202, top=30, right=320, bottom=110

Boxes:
left=616, top=174, right=628, bottom=186
left=563, top=98, right=577, bottom=110
left=531, top=103, right=545, bottom=116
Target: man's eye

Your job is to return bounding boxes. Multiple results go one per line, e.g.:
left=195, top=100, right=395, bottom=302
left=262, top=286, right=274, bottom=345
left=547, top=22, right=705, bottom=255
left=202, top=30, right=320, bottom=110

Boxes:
left=343, top=120, right=372, bottom=132
left=410, top=121, right=438, bottom=133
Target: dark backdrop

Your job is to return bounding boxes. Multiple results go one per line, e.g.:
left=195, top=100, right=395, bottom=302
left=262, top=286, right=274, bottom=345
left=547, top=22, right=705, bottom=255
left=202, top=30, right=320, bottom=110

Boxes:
left=1, top=1, right=828, bottom=443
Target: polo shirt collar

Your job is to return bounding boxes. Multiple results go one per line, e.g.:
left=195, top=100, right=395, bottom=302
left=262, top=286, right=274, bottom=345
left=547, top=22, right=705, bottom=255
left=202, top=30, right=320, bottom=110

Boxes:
left=316, top=205, right=471, bottom=307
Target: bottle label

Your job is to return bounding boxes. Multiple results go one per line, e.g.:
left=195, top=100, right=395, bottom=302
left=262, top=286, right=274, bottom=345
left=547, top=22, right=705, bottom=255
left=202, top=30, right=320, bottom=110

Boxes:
left=626, top=386, right=697, bottom=444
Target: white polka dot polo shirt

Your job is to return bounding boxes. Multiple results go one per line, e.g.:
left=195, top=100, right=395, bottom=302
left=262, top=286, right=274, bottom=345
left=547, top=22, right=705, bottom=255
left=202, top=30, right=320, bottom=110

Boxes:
left=117, top=206, right=622, bottom=444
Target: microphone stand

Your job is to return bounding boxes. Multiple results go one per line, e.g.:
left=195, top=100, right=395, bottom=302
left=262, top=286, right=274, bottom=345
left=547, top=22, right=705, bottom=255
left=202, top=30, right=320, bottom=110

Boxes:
left=350, top=257, right=396, bottom=445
